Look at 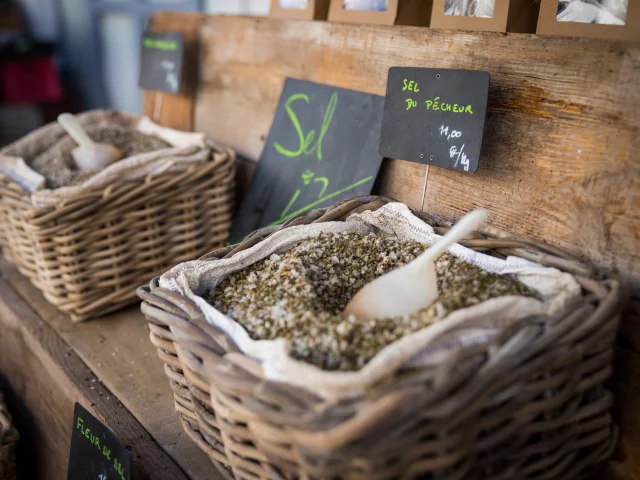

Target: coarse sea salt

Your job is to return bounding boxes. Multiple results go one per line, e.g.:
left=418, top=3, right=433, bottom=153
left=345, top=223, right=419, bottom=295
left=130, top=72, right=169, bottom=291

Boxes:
left=211, top=232, right=538, bottom=372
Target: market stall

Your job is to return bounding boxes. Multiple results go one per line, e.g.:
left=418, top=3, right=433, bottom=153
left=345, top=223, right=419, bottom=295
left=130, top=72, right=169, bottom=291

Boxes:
left=0, top=9, right=638, bottom=480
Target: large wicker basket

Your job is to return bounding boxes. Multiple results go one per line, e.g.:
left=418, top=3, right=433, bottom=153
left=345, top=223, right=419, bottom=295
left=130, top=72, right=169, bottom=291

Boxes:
left=0, top=111, right=235, bottom=321
left=0, top=394, right=18, bottom=480
left=138, top=196, right=624, bottom=480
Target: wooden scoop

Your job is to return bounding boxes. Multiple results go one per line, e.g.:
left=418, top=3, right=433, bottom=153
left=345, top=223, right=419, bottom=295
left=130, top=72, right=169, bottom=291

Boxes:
left=343, top=209, right=488, bottom=322
left=57, top=113, right=121, bottom=172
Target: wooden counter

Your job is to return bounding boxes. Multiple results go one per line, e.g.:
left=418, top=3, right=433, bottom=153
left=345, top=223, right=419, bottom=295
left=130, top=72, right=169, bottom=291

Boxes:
left=0, top=259, right=222, bottom=480
left=0, top=255, right=638, bottom=479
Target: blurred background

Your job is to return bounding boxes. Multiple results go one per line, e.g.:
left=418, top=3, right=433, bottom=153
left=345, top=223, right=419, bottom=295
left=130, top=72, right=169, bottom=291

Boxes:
left=0, top=0, right=270, bottom=146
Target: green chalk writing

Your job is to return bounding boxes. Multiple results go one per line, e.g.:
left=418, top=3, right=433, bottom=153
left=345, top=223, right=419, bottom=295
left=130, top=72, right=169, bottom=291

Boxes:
left=114, top=458, right=126, bottom=480
left=403, top=79, right=419, bottom=92
left=280, top=189, right=301, bottom=219
left=272, top=176, right=374, bottom=226
left=77, top=417, right=100, bottom=450
left=143, top=38, right=178, bottom=51
left=274, top=92, right=337, bottom=161
left=425, top=97, right=473, bottom=114
left=75, top=414, right=128, bottom=479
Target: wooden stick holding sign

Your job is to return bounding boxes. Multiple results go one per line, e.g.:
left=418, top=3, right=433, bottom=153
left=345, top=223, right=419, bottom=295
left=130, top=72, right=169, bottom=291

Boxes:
left=379, top=68, right=489, bottom=211
left=142, top=13, right=200, bottom=131
left=139, top=31, right=184, bottom=122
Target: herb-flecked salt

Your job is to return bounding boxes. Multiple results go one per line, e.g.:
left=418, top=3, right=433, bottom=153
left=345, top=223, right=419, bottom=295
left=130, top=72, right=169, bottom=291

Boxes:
left=211, top=232, right=538, bottom=371
left=30, top=125, right=170, bottom=189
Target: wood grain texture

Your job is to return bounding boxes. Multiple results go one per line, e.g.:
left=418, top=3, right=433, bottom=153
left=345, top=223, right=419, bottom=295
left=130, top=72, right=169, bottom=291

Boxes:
left=140, top=14, right=639, bottom=477
left=0, top=275, right=191, bottom=479
left=187, top=15, right=639, bottom=295
left=141, top=12, right=202, bottom=131
left=0, top=260, right=217, bottom=480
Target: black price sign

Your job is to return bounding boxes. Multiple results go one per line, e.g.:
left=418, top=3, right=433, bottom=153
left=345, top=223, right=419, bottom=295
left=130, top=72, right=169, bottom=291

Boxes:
left=138, top=31, right=183, bottom=94
left=67, top=403, right=131, bottom=480
left=231, top=78, right=385, bottom=242
left=379, top=67, right=489, bottom=173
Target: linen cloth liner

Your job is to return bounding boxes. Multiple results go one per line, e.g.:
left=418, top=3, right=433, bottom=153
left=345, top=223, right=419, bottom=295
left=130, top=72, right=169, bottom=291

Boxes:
left=0, top=110, right=210, bottom=208
left=160, top=202, right=581, bottom=401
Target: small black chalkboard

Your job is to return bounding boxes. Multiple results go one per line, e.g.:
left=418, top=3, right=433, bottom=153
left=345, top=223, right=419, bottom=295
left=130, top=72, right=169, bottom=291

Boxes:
left=67, top=403, right=131, bottom=480
left=138, top=31, right=183, bottom=94
left=231, top=78, right=385, bottom=242
left=379, top=67, right=489, bottom=173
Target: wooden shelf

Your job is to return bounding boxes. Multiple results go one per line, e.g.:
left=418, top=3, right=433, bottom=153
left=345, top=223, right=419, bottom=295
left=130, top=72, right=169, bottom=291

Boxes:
left=0, top=259, right=221, bottom=480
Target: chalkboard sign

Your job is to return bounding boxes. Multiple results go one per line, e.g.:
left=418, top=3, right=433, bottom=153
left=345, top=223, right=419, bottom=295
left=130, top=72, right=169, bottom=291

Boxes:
left=379, top=67, right=489, bottom=173
left=231, top=78, right=385, bottom=242
left=67, top=403, right=131, bottom=480
left=138, top=31, right=183, bottom=94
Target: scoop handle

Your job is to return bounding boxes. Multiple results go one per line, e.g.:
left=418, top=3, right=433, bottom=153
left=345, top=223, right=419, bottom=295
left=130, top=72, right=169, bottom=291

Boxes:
left=58, top=113, right=95, bottom=148
left=421, top=209, right=488, bottom=263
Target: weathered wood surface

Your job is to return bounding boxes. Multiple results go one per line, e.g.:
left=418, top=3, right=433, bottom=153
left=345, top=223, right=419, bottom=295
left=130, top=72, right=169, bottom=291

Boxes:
left=1, top=266, right=638, bottom=480
left=141, top=12, right=640, bottom=479
left=186, top=14, right=640, bottom=296
left=0, top=260, right=216, bottom=480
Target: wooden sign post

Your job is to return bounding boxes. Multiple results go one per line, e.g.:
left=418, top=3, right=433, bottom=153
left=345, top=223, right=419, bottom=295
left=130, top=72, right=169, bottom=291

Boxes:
left=139, top=31, right=184, bottom=123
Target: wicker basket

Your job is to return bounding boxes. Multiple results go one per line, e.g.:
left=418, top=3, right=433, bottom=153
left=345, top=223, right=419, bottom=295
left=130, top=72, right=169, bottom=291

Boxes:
left=0, top=394, right=18, bottom=480
left=138, top=196, right=624, bottom=480
left=0, top=111, right=235, bottom=321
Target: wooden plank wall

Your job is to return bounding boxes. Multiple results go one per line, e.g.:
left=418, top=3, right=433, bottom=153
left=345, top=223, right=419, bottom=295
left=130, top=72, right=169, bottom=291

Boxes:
left=144, top=12, right=640, bottom=480
left=146, top=14, right=640, bottom=296
left=193, top=15, right=639, bottom=296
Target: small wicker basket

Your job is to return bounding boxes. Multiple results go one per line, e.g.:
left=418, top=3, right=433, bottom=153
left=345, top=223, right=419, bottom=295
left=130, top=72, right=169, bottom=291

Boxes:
left=138, top=196, right=624, bottom=480
left=0, top=111, right=235, bottom=321
left=0, top=394, right=18, bottom=480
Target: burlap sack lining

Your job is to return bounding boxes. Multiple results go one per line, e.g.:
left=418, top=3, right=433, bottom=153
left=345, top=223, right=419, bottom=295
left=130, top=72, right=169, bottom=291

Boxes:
left=0, top=110, right=212, bottom=208
left=159, top=203, right=581, bottom=400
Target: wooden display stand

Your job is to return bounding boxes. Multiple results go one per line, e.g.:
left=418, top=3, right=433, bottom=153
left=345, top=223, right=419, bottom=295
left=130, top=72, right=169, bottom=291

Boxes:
left=270, top=0, right=331, bottom=20
left=430, top=0, right=540, bottom=33
left=537, top=0, right=640, bottom=41
left=0, top=12, right=639, bottom=480
left=328, top=0, right=432, bottom=26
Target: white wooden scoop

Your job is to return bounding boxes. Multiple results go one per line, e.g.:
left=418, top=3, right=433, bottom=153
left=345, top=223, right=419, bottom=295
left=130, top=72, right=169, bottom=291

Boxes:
left=343, top=209, right=488, bottom=322
left=58, top=113, right=121, bottom=172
